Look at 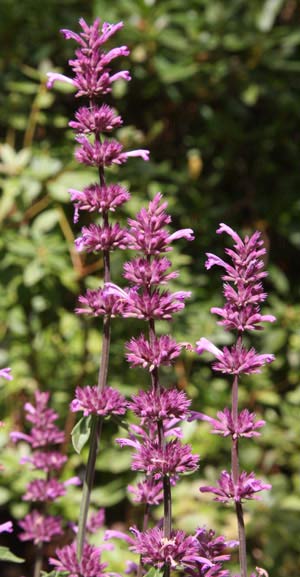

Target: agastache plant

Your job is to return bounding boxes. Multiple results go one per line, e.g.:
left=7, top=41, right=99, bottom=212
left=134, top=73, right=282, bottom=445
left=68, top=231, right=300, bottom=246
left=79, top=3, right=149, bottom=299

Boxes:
left=196, top=224, right=275, bottom=577
left=47, top=17, right=149, bottom=563
left=11, top=390, right=80, bottom=577
left=105, top=196, right=234, bottom=577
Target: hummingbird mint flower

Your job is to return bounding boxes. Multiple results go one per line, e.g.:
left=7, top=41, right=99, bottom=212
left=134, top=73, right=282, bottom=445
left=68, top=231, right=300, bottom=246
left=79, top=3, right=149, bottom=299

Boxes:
left=50, top=542, right=108, bottom=577
left=197, top=224, right=274, bottom=577
left=71, top=385, right=127, bottom=417
left=198, top=408, right=265, bottom=439
left=201, top=471, right=272, bottom=503
left=48, top=16, right=150, bottom=560
left=130, top=527, right=212, bottom=570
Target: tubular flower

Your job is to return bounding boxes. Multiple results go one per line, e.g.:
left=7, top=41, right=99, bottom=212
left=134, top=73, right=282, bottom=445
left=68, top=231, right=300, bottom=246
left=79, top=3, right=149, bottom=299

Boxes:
left=127, top=192, right=194, bottom=255
left=205, top=223, right=275, bottom=332
left=123, top=257, right=178, bottom=287
left=131, top=438, right=199, bottom=479
left=19, top=511, right=63, bottom=544
left=69, top=104, right=123, bottom=134
left=196, top=338, right=274, bottom=375
left=69, top=183, right=130, bottom=223
left=200, top=470, right=271, bottom=503
left=184, top=527, right=237, bottom=577
left=47, top=18, right=130, bottom=97
left=127, top=477, right=164, bottom=505
left=71, top=385, right=127, bottom=417
left=130, top=527, right=212, bottom=569
left=75, top=287, right=128, bottom=317
left=128, top=387, right=191, bottom=423
left=125, top=334, right=182, bottom=370
left=122, top=289, right=191, bottom=320
left=50, top=542, right=108, bottom=577
left=198, top=408, right=265, bottom=439
left=75, top=223, right=129, bottom=252
left=0, top=367, right=12, bottom=380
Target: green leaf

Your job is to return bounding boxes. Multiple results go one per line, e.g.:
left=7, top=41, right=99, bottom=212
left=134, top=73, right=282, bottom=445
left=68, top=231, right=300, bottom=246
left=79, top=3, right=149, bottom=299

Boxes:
left=0, top=546, right=24, bottom=563
left=32, top=209, right=60, bottom=235
left=71, top=416, right=92, bottom=454
left=257, top=0, right=285, bottom=32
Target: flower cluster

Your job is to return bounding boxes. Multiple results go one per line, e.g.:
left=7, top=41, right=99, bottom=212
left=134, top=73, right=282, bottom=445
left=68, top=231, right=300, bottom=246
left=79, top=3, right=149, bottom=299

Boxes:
left=50, top=542, right=108, bottom=577
left=196, top=224, right=274, bottom=576
left=11, top=391, right=79, bottom=546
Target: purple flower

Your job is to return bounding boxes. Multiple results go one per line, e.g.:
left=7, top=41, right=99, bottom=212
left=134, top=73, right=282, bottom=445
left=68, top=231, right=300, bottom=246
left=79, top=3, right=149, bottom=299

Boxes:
left=47, top=18, right=130, bottom=98
left=130, top=527, right=212, bottom=569
left=0, top=521, right=13, bottom=534
left=71, top=385, right=127, bottom=417
left=75, top=287, right=127, bottom=317
left=127, top=477, right=163, bottom=505
left=0, top=367, right=12, bottom=380
left=86, top=509, right=105, bottom=533
left=20, top=450, right=67, bottom=472
left=75, top=223, right=129, bottom=253
left=123, top=288, right=191, bottom=320
left=131, top=438, right=199, bottom=478
left=50, top=541, right=107, bottom=577
left=69, top=183, right=130, bottom=223
left=11, top=390, right=65, bottom=447
left=200, top=470, right=271, bottom=503
left=124, top=257, right=178, bottom=287
left=205, top=223, right=276, bottom=332
left=125, top=334, right=182, bottom=370
left=127, top=193, right=194, bottom=255
left=185, top=527, right=236, bottom=577
left=196, top=338, right=274, bottom=375
left=128, top=387, right=191, bottom=422
left=69, top=104, right=123, bottom=134
left=75, top=136, right=149, bottom=167
left=198, top=408, right=265, bottom=439
left=19, top=511, right=63, bottom=544
left=11, top=426, right=65, bottom=448
left=211, top=303, right=275, bottom=332
left=23, top=477, right=79, bottom=502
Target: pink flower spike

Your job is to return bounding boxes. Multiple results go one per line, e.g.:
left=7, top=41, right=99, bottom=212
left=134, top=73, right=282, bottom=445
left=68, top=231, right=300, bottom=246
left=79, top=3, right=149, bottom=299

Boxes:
left=46, top=72, right=75, bottom=89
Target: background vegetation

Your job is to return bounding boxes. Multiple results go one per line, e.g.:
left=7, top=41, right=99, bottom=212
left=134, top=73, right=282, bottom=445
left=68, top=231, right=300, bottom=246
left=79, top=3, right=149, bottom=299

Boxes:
left=1, top=0, right=300, bottom=575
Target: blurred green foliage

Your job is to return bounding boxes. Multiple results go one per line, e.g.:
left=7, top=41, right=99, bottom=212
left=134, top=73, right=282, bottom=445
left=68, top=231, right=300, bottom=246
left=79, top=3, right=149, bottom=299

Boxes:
left=1, top=0, right=300, bottom=575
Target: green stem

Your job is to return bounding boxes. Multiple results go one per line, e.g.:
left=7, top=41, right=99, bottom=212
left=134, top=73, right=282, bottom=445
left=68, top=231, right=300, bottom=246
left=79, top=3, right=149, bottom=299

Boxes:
left=33, top=542, right=43, bottom=577
left=76, top=416, right=103, bottom=560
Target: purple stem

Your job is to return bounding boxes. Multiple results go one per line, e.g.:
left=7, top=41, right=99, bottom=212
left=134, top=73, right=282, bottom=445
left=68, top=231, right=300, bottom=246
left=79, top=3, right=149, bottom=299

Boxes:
left=77, top=113, right=112, bottom=560
left=149, top=317, right=172, bottom=577
left=231, top=354, right=248, bottom=577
